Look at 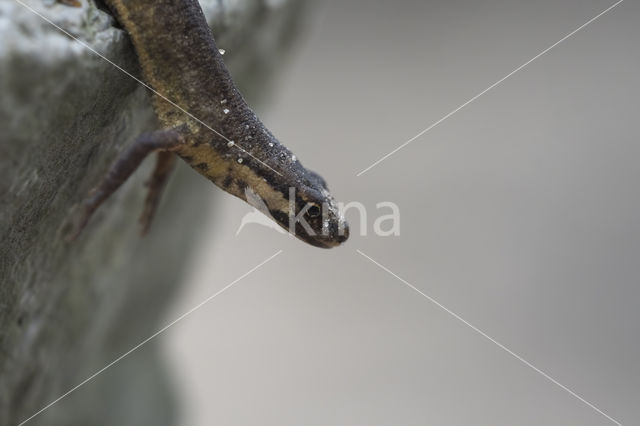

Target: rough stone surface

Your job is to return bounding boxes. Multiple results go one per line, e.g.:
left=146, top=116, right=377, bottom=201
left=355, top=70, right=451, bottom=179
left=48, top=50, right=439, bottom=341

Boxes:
left=0, top=1, right=306, bottom=425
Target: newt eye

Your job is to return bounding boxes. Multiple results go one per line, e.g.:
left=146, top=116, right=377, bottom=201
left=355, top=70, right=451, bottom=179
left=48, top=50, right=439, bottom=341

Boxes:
left=307, top=204, right=321, bottom=218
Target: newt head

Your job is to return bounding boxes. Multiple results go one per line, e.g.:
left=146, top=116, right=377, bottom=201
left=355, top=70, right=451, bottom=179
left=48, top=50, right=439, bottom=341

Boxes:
left=289, top=170, right=349, bottom=249
left=243, top=168, right=349, bottom=249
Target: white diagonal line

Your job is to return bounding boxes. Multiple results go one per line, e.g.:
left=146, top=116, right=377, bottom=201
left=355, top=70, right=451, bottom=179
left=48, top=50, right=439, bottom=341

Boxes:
left=356, top=249, right=622, bottom=426
left=18, top=250, right=283, bottom=426
left=356, top=0, right=625, bottom=177
left=12, top=0, right=282, bottom=177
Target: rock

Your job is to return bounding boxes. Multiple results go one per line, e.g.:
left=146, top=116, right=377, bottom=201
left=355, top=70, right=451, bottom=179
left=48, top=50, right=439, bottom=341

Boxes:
left=0, top=1, right=307, bottom=425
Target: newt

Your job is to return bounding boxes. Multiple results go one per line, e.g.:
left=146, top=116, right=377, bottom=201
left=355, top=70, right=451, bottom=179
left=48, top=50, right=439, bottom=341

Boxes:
left=70, top=0, right=349, bottom=248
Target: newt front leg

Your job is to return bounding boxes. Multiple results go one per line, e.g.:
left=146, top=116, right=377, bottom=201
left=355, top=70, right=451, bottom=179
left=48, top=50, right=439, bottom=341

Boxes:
left=69, top=126, right=185, bottom=240
left=140, top=151, right=177, bottom=234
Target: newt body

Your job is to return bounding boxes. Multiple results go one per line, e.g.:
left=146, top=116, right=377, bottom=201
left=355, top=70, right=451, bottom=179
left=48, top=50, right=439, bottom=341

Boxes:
left=78, top=0, right=348, bottom=248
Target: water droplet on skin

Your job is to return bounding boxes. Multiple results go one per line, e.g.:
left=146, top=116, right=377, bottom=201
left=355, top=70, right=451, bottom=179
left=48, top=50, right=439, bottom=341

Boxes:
left=227, top=141, right=235, bottom=147
left=218, top=48, right=226, bottom=55
left=268, top=142, right=274, bottom=147
left=237, top=158, right=243, bottom=163
left=223, top=108, right=230, bottom=114
left=220, top=99, right=227, bottom=104
left=291, top=155, right=297, bottom=162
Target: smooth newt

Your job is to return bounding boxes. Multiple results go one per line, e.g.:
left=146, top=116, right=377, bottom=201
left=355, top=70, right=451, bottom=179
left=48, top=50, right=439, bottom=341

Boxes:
left=74, top=0, right=349, bottom=248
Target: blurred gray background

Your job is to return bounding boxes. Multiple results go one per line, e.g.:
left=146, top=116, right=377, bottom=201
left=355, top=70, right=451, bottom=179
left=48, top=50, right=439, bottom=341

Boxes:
left=164, top=0, right=638, bottom=425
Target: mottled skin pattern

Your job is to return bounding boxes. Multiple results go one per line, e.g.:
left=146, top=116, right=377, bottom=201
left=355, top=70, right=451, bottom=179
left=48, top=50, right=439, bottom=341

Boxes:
left=78, top=0, right=348, bottom=248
